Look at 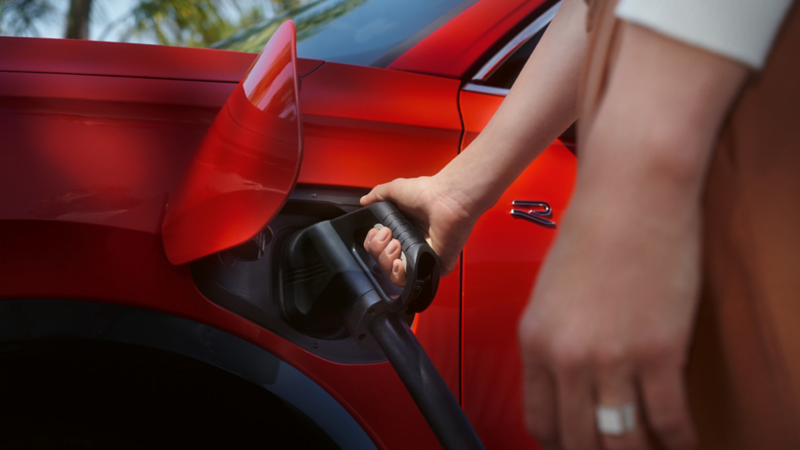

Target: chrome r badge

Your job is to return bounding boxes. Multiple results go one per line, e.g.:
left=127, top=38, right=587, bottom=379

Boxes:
left=510, top=201, right=556, bottom=228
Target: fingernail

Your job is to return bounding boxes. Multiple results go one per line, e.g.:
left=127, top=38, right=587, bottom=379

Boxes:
left=386, top=241, right=398, bottom=254
left=392, top=264, right=399, bottom=275
left=379, top=229, right=390, bottom=242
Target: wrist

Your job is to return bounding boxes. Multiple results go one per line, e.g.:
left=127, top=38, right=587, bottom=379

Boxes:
left=433, top=163, right=499, bottom=221
left=434, top=139, right=512, bottom=217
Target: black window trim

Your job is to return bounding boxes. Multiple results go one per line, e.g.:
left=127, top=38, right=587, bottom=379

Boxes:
left=464, top=0, right=561, bottom=97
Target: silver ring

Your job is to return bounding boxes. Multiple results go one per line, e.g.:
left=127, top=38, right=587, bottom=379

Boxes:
left=595, top=403, right=636, bottom=436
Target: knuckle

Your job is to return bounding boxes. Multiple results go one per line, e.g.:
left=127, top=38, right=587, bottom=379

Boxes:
left=517, top=322, right=549, bottom=359
left=633, top=335, right=683, bottom=368
left=551, top=337, right=590, bottom=375
left=517, top=321, right=542, bottom=348
left=592, top=343, right=629, bottom=373
left=383, top=178, right=404, bottom=192
left=379, top=255, right=395, bottom=270
left=370, top=191, right=385, bottom=202
left=369, top=236, right=385, bottom=251
left=377, top=250, right=390, bottom=265
left=367, top=242, right=381, bottom=256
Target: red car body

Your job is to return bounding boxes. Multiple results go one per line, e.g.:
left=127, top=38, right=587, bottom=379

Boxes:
left=0, top=0, right=575, bottom=448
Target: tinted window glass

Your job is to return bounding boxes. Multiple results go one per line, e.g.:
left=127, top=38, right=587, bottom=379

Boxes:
left=484, top=24, right=549, bottom=90
left=213, top=0, right=475, bottom=66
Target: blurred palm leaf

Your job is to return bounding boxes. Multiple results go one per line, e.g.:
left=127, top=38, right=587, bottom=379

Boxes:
left=129, top=0, right=237, bottom=46
left=212, top=0, right=364, bottom=53
left=0, top=0, right=57, bottom=36
left=272, top=0, right=302, bottom=13
left=127, top=0, right=317, bottom=47
left=0, top=0, right=312, bottom=47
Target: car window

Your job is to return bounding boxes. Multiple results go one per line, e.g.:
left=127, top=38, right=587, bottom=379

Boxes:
left=212, top=0, right=476, bottom=66
left=465, top=0, right=559, bottom=95
left=483, top=23, right=549, bottom=90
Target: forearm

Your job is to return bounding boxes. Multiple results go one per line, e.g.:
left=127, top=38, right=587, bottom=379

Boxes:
left=567, top=24, right=749, bottom=239
left=519, top=25, right=751, bottom=450
left=436, top=0, right=588, bottom=215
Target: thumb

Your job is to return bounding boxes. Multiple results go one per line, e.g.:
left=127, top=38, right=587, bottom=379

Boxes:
left=360, top=178, right=409, bottom=206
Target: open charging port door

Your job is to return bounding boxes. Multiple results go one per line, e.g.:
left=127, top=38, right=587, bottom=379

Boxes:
left=161, top=19, right=484, bottom=449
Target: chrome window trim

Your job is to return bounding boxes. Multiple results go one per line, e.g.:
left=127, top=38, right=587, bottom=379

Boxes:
left=472, top=0, right=561, bottom=83
left=463, top=83, right=510, bottom=97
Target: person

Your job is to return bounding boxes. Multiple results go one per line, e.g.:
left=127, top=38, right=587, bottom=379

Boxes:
left=362, top=0, right=799, bottom=449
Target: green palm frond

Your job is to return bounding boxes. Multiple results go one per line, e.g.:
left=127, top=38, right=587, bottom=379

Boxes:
left=0, top=0, right=57, bottom=37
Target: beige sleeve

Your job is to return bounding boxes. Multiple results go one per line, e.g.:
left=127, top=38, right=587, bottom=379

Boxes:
left=615, top=0, right=794, bottom=69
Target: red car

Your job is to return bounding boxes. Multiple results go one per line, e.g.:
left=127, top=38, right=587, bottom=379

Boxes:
left=0, top=0, right=575, bottom=448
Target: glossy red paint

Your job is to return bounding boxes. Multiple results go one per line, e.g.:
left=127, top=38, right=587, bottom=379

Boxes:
left=0, top=32, right=465, bottom=449
left=0, top=37, right=319, bottom=235
left=0, top=221, right=442, bottom=449
left=458, top=89, right=577, bottom=449
left=298, top=62, right=462, bottom=187
left=0, top=35, right=323, bottom=82
left=0, top=71, right=222, bottom=234
left=162, top=21, right=302, bottom=265
left=388, top=0, right=547, bottom=78
left=297, top=61, right=464, bottom=401
left=0, top=1, right=576, bottom=447
left=460, top=90, right=505, bottom=150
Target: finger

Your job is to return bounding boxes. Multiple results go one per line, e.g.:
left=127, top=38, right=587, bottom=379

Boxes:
left=364, top=228, right=378, bottom=251
left=361, top=178, right=428, bottom=211
left=360, top=188, right=381, bottom=206
left=519, top=317, right=559, bottom=447
left=547, top=342, right=600, bottom=450
left=361, top=179, right=405, bottom=206
left=389, top=258, right=407, bottom=286
left=556, top=370, right=600, bottom=450
left=639, top=367, right=697, bottom=450
left=367, top=227, right=392, bottom=269
left=596, top=368, right=650, bottom=450
left=521, top=363, right=559, bottom=448
left=378, top=239, right=402, bottom=279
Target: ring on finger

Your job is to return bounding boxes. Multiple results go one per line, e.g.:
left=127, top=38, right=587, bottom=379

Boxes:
left=595, top=403, right=636, bottom=436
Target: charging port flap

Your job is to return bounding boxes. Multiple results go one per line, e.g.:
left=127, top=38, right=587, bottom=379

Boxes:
left=162, top=21, right=302, bottom=265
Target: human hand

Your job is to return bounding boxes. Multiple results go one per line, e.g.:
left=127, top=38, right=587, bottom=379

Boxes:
left=514, top=16, right=751, bottom=449
left=360, top=176, right=479, bottom=286
left=518, top=206, right=701, bottom=450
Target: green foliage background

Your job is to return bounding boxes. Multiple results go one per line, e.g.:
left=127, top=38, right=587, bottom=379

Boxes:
left=0, top=0, right=315, bottom=47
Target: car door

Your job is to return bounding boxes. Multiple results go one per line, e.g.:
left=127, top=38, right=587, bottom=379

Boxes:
left=456, top=3, right=578, bottom=448
left=162, top=1, right=577, bottom=447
